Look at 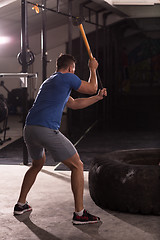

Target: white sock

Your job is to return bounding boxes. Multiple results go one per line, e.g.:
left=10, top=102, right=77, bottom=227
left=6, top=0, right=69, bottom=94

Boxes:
left=75, top=209, right=84, bottom=216
left=17, top=202, right=25, bottom=206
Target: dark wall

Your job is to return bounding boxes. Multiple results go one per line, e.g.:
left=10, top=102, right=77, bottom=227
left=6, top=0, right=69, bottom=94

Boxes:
left=110, top=18, right=160, bottom=130
left=68, top=17, right=160, bottom=136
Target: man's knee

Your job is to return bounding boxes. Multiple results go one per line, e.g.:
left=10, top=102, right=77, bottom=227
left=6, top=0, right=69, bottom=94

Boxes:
left=71, top=160, right=84, bottom=172
left=32, top=153, right=46, bottom=170
left=74, top=159, right=83, bottom=171
left=63, top=153, right=83, bottom=171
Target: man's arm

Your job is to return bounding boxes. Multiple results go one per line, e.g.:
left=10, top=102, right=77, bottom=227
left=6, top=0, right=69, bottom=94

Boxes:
left=77, top=58, right=98, bottom=95
left=66, top=88, right=107, bottom=110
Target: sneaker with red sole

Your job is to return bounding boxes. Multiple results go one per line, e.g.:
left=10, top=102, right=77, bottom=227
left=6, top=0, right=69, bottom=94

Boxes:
left=72, top=209, right=100, bottom=225
left=13, top=202, right=32, bottom=215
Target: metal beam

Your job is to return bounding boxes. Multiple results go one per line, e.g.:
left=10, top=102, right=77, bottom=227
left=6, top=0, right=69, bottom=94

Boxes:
left=0, top=73, right=37, bottom=77
left=21, top=0, right=29, bottom=165
left=27, top=1, right=104, bottom=27
left=68, top=0, right=72, bottom=54
left=21, top=0, right=28, bottom=73
left=41, top=0, right=47, bottom=82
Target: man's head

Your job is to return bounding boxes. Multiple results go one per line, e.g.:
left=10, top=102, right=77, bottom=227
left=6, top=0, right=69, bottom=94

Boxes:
left=56, top=54, right=76, bottom=73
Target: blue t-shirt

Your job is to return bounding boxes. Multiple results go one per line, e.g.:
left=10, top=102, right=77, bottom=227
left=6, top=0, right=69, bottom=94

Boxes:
left=26, top=72, right=81, bottom=129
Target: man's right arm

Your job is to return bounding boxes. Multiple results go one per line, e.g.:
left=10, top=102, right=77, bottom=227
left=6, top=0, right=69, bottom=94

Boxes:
left=77, top=58, right=98, bottom=95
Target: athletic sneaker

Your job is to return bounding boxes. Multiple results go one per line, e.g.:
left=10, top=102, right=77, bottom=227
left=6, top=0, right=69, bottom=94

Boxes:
left=72, top=209, right=100, bottom=225
left=13, top=202, right=32, bottom=215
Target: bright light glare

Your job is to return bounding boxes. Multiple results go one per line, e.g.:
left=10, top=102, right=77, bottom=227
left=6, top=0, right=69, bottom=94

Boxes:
left=112, top=0, right=159, bottom=5
left=0, top=0, right=17, bottom=9
left=0, top=36, right=11, bottom=44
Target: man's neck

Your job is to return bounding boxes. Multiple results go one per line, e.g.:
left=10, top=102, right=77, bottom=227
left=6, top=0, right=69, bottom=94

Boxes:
left=57, top=69, right=68, bottom=74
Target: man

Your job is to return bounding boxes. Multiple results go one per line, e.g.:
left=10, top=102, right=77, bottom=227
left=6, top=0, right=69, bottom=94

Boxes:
left=14, top=54, right=107, bottom=225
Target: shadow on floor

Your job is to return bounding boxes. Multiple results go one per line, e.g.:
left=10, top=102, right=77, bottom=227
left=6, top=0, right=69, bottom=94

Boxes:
left=74, top=222, right=104, bottom=240
left=14, top=212, right=61, bottom=240
left=107, top=210, right=160, bottom=239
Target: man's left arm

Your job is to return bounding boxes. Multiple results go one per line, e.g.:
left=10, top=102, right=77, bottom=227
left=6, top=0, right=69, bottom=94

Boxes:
left=66, top=88, right=107, bottom=110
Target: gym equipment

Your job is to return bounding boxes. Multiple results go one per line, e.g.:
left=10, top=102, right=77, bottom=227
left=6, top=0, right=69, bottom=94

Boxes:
left=17, top=49, right=35, bottom=66
left=73, top=17, right=93, bottom=60
left=89, top=148, right=160, bottom=215
left=0, top=73, right=37, bottom=87
left=0, top=72, right=38, bottom=163
left=0, top=95, right=7, bottom=122
left=0, top=95, right=11, bottom=145
left=1, top=81, right=23, bottom=114
left=0, top=73, right=37, bottom=114
left=73, top=16, right=104, bottom=89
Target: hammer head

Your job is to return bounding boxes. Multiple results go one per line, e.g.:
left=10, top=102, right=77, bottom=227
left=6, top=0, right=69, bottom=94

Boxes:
left=72, top=16, right=85, bottom=26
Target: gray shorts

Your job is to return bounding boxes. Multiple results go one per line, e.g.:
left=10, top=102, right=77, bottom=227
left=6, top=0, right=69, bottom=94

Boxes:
left=23, top=125, right=77, bottom=162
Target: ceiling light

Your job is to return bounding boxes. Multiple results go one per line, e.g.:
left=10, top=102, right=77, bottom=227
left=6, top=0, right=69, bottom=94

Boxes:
left=0, top=0, right=17, bottom=8
left=0, top=37, right=11, bottom=44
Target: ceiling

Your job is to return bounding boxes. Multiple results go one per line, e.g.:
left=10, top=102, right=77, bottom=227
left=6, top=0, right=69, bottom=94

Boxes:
left=0, top=0, right=125, bottom=37
left=0, top=0, right=160, bottom=57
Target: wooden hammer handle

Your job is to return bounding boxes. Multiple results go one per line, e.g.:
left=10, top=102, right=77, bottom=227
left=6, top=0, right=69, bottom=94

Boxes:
left=79, top=24, right=93, bottom=60
left=78, top=23, right=104, bottom=89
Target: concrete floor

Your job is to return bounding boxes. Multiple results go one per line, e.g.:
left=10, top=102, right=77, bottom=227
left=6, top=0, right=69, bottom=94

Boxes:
left=0, top=164, right=160, bottom=240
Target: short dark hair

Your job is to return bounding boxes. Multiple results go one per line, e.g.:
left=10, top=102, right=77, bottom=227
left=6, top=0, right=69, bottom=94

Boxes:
left=56, top=54, right=76, bottom=71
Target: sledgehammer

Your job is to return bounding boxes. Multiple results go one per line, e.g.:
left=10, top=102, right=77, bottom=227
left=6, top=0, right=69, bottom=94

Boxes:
left=73, top=17, right=104, bottom=89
